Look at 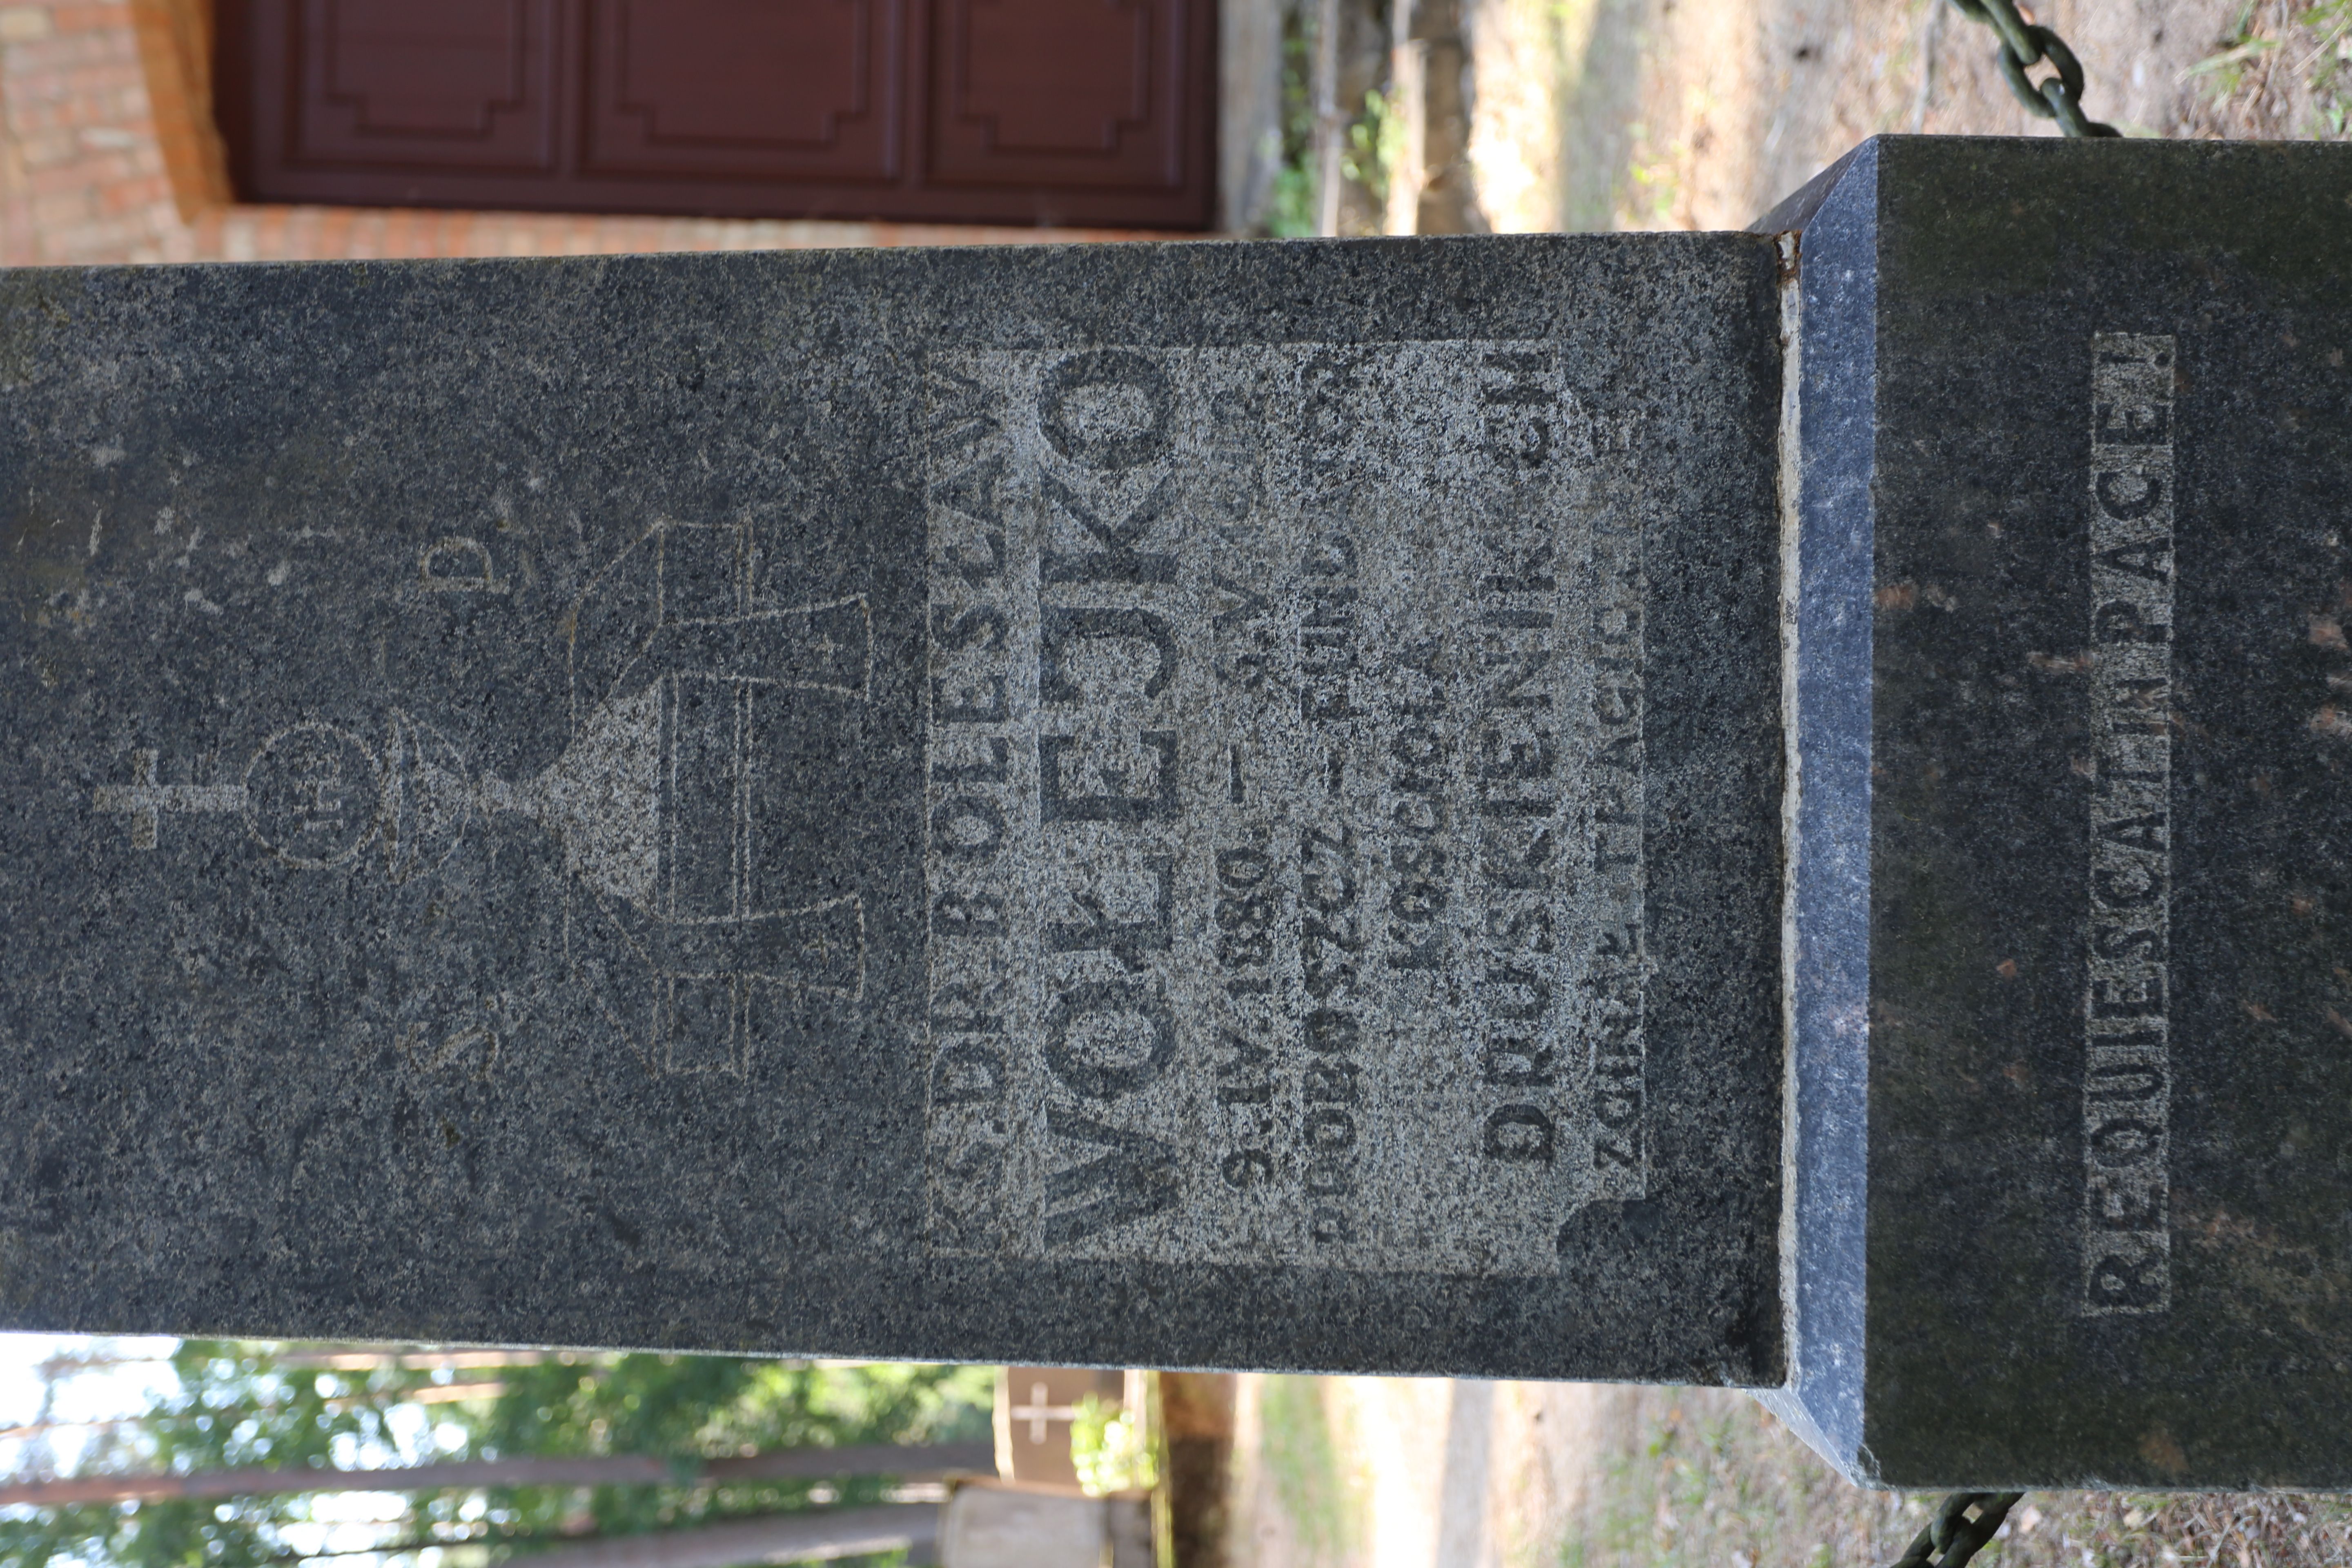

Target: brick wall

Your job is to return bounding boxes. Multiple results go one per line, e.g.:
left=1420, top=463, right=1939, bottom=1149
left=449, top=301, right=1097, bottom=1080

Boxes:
left=1, top=0, right=178, bottom=264
left=0, top=0, right=1146, bottom=267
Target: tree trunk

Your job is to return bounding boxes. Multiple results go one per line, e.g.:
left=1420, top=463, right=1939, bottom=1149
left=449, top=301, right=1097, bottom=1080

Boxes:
left=0, top=1442, right=994, bottom=1507
left=1412, top=0, right=1486, bottom=234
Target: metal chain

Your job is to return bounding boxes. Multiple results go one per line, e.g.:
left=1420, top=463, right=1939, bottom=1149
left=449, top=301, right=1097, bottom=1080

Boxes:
left=1942, top=0, right=2120, bottom=136
left=1887, top=1491, right=2027, bottom=1568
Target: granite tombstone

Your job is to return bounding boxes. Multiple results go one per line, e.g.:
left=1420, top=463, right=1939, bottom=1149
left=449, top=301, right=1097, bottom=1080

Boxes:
left=0, top=237, right=1785, bottom=1385
left=1764, top=136, right=2352, bottom=1489
left=9, top=134, right=2350, bottom=1493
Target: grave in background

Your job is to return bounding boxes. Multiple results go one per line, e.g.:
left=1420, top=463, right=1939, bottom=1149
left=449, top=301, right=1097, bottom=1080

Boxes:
left=997, top=1367, right=1132, bottom=1489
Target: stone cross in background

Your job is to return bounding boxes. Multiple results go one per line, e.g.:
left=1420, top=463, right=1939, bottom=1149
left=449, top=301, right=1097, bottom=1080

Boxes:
left=999, top=1367, right=1129, bottom=1490
left=1, top=136, right=2347, bottom=1493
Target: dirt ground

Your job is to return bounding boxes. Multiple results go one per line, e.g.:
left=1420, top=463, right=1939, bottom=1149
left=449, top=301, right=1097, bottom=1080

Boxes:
left=1223, top=1378, right=2352, bottom=1567
left=1223, top=1376, right=1632, bottom=1568
left=1466, top=0, right=2352, bottom=233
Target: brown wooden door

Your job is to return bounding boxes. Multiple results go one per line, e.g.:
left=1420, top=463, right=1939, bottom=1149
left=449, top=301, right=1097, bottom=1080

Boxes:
left=216, top=0, right=1216, bottom=227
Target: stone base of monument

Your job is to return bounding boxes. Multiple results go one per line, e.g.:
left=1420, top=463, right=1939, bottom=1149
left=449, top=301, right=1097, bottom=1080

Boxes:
left=1763, top=136, right=2352, bottom=1490
left=0, top=131, right=2347, bottom=1493
left=938, top=1483, right=1152, bottom=1568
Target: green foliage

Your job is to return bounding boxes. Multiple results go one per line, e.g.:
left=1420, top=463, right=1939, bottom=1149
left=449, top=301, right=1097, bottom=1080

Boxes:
left=2307, top=0, right=2352, bottom=134
left=0, top=1341, right=453, bottom=1568
left=0, top=1344, right=992, bottom=1568
left=1263, top=9, right=1396, bottom=238
left=2187, top=0, right=2352, bottom=134
left=1342, top=88, right=1398, bottom=211
left=2184, top=34, right=2280, bottom=98
left=1066, top=1393, right=1154, bottom=1497
left=1252, top=1377, right=1359, bottom=1565
left=460, top=1355, right=991, bottom=1544
left=1267, top=9, right=1322, bottom=238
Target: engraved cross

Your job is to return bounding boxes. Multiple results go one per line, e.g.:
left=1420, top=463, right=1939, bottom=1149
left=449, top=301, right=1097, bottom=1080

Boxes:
left=92, top=749, right=250, bottom=849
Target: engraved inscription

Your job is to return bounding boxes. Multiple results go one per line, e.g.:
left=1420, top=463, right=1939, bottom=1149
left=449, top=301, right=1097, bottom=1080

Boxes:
left=87, top=516, right=873, bottom=1081
left=920, top=343, right=1648, bottom=1273
left=2082, top=331, right=2176, bottom=1316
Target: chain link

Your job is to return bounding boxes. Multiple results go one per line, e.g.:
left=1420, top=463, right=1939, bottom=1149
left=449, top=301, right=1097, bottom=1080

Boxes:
left=1942, top=0, right=2120, bottom=135
left=1887, top=1491, right=2027, bottom=1568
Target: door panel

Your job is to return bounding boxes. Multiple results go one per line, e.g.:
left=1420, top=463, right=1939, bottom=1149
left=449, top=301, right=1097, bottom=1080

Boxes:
left=929, top=0, right=1182, bottom=186
left=219, top=0, right=1216, bottom=227
left=292, top=0, right=559, bottom=170
left=582, top=0, right=899, bottom=180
